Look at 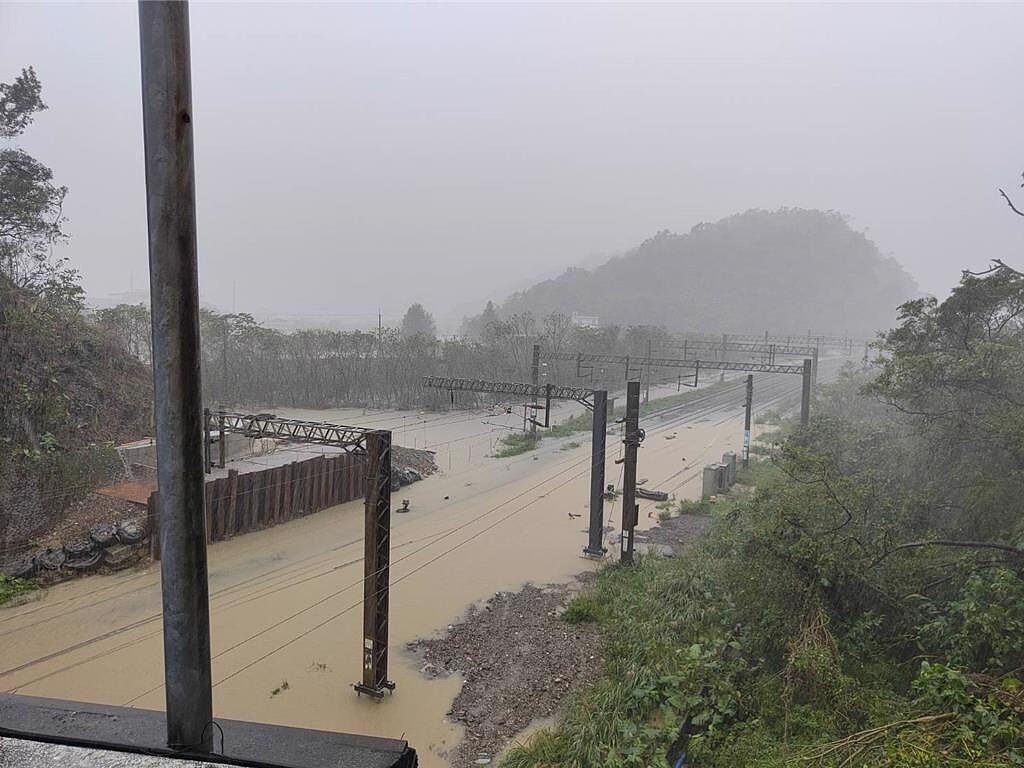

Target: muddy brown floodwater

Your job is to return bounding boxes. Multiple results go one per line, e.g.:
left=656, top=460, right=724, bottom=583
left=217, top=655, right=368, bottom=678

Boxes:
left=0, top=376, right=781, bottom=767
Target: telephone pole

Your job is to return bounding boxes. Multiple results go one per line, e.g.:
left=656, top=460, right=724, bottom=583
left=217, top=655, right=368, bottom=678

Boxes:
left=619, top=381, right=641, bottom=565
left=742, top=374, right=753, bottom=468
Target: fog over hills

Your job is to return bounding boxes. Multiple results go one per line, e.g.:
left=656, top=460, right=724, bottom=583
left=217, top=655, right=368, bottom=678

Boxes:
left=476, top=209, right=917, bottom=337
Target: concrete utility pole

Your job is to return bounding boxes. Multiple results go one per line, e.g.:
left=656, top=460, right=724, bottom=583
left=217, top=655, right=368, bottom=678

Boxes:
left=619, top=381, right=641, bottom=566
left=800, top=358, right=812, bottom=427
left=138, top=0, right=212, bottom=751
left=583, top=389, right=608, bottom=558
left=356, top=430, right=396, bottom=697
left=742, top=374, right=753, bottom=469
left=811, top=346, right=819, bottom=386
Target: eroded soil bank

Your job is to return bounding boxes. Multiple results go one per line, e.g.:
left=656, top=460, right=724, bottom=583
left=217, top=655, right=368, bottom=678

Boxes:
left=409, top=513, right=714, bottom=767
left=408, top=582, right=601, bottom=767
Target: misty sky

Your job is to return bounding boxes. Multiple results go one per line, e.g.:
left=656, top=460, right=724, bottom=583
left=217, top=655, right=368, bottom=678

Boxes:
left=1, top=2, right=1021, bottom=329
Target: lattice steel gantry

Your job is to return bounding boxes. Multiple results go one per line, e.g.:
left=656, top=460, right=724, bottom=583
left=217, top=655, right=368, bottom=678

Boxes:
left=423, top=371, right=611, bottom=558
left=207, top=410, right=396, bottom=698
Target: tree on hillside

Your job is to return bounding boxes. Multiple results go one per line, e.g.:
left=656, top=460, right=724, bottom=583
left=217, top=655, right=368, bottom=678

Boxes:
left=400, top=302, right=437, bottom=339
left=461, top=300, right=500, bottom=343
left=0, top=67, right=72, bottom=300
left=868, top=268, right=1024, bottom=542
left=93, top=303, right=152, bottom=363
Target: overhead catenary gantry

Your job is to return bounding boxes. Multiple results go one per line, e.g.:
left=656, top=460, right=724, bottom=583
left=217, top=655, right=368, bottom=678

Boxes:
left=423, top=370, right=611, bottom=558
left=683, top=331, right=863, bottom=353
left=545, top=350, right=814, bottom=426
left=206, top=411, right=375, bottom=461
left=201, top=410, right=396, bottom=698
left=660, top=337, right=818, bottom=374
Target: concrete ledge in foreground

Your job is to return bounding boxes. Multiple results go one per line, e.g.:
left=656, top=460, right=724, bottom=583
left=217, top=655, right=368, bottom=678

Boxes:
left=0, top=694, right=416, bottom=768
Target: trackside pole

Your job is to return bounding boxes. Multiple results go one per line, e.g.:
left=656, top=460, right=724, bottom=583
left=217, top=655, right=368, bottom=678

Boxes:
left=203, top=408, right=211, bottom=474
left=355, top=430, right=395, bottom=697
left=742, top=374, right=753, bottom=468
left=619, top=382, right=641, bottom=565
left=530, top=343, right=540, bottom=435
left=800, top=358, right=812, bottom=426
left=584, top=390, right=608, bottom=557
left=138, top=0, right=213, bottom=751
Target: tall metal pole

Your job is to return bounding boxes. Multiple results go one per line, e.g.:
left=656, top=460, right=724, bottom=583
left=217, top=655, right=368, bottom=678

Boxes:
left=644, top=339, right=651, bottom=404
left=203, top=408, right=211, bottom=474
left=583, top=390, right=608, bottom=558
left=811, top=346, right=819, bottom=386
left=138, top=1, right=212, bottom=750
left=217, top=412, right=226, bottom=469
left=742, top=374, right=753, bottom=468
left=355, top=430, right=395, bottom=697
left=800, top=358, right=812, bottom=427
left=620, top=381, right=641, bottom=566
left=530, top=343, right=540, bottom=435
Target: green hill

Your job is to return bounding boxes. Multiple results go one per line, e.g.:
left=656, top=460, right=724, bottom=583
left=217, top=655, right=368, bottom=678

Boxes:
left=497, top=209, right=917, bottom=336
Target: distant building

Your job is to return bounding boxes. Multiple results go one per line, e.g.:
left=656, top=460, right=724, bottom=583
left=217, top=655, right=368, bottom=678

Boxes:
left=571, top=312, right=600, bottom=329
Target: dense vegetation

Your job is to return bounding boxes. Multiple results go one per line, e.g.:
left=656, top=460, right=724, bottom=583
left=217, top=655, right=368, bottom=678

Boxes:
left=479, top=209, right=916, bottom=337
left=1, top=69, right=151, bottom=564
left=505, top=267, right=1024, bottom=767
left=91, top=303, right=696, bottom=410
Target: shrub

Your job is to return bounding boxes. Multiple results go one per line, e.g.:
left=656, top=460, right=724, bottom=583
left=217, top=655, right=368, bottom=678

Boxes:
left=494, top=432, right=541, bottom=457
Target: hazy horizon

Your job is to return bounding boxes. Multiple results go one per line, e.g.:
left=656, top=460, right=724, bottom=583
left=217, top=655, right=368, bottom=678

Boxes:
left=2, top=2, right=1021, bottom=328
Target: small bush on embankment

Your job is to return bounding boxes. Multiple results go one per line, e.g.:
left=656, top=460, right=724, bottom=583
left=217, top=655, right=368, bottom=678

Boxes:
left=0, top=576, right=38, bottom=608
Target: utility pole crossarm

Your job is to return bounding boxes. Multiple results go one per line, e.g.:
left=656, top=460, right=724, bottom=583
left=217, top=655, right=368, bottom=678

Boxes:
left=421, top=376, right=596, bottom=409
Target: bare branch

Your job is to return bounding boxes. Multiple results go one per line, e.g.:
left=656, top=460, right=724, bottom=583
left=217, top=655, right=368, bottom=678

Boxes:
left=999, top=188, right=1024, bottom=217
left=872, top=539, right=1024, bottom=566
left=992, top=259, right=1024, bottom=277
left=963, top=259, right=1024, bottom=279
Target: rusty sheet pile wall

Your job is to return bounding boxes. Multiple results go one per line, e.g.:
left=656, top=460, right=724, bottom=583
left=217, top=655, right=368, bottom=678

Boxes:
left=147, top=453, right=366, bottom=560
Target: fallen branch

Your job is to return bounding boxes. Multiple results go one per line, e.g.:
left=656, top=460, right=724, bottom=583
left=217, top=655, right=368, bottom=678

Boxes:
left=800, top=713, right=953, bottom=762
left=872, top=539, right=1024, bottom=566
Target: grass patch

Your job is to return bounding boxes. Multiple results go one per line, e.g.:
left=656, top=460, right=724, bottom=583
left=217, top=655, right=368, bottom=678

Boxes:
left=494, top=431, right=541, bottom=457
left=733, top=458, right=778, bottom=487
left=0, top=576, right=38, bottom=608
left=561, top=440, right=582, bottom=451
left=561, top=594, right=607, bottom=624
left=675, top=498, right=711, bottom=516
left=754, top=408, right=783, bottom=425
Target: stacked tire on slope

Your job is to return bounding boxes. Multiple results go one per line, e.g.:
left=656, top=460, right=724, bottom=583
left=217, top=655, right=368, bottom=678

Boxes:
left=0, top=519, right=150, bottom=583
